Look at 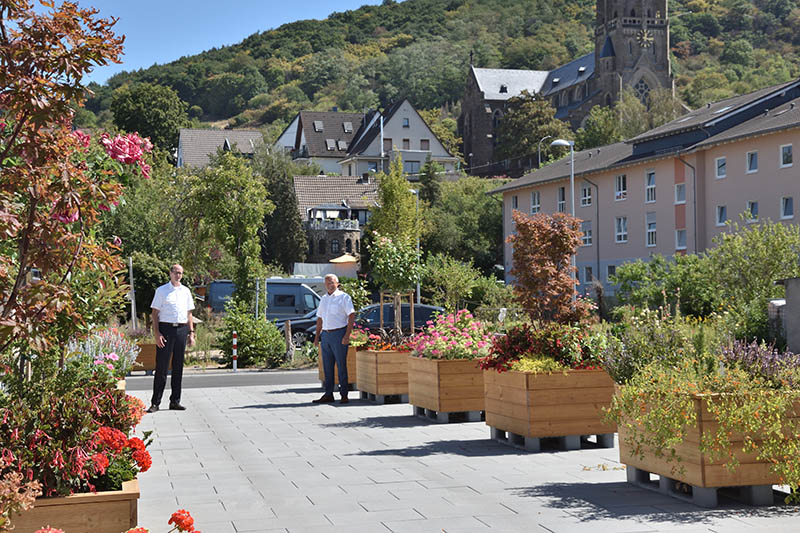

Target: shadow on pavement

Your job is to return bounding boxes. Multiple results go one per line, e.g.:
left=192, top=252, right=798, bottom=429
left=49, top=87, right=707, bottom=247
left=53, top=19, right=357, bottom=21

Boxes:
left=266, top=386, right=323, bottom=394
left=509, top=482, right=796, bottom=524
left=348, top=439, right=530, bottom=458
left=230, top=402, right=320, bottom=409
left=323, top=414, right=435, bottom=429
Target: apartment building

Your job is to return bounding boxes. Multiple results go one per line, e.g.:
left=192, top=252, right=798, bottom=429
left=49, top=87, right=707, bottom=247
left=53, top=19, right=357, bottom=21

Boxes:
left=492, top=78, right=800, bottom=294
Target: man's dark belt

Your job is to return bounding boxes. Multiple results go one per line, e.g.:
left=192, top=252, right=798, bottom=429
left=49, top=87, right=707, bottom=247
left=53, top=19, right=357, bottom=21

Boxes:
left=323, top=326, right=347, bottom=332
left=160, top=322, right=188, bottom=327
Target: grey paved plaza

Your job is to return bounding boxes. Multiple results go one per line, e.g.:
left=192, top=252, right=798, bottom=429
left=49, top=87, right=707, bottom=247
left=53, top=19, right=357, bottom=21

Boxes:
left=128, top=370, right=799, bottom=533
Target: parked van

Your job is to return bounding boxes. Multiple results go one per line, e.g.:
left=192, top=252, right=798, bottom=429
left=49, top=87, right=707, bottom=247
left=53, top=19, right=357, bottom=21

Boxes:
left=206, top=279, right=321, bottom=320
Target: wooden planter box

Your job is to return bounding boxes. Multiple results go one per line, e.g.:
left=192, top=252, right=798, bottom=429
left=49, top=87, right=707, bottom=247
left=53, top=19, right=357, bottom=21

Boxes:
left=484, top=368, right=616, bottom=438
left=12, top=479, right=139, bottom=533
left=317, top=345, right=358, bottom=385
left=408, top=356, right=484, bottom=413
left=356, top=349, right=410, bottom=396
left=618, top=392, right=799, bottom=488
left=135, top=342, right=157, bottom=373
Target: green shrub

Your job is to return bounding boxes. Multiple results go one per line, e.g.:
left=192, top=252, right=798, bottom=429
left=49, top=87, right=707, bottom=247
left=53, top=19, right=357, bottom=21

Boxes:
left=216, top=299, right=286, bottom=368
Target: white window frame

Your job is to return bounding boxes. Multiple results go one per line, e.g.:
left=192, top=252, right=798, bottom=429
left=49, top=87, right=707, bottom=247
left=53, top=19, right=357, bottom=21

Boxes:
left=511, top=195, right=518, bottom=210
left=674, top=183, right=686, bottom=205
left=746, top=151, right=758, bottom=174
left=615, top=174, right=627, bottom=201
left=780, top=144, right=793, bottom=168
left=715, top=156, right=727, bottom=179
left=557, top=187, right=566, bottom=213
left=606, top=264, right=617, bottom=281
left=581, top=220, right=592, bottom=246
left=716, top=205, right=727, bottom=226
left=781, top=196, right=794, bottom=219
left=645, top=212, right=656, bottom=247
left=615, top=216, right=628, bottom=243
left=675, top=229, right=687, bottom=250
left=530, top=190, right=540, bottom=214
left=746, top=200, right=758, bottom=223
left=584, top=266, right=593, bottom=284
left=581, top=185, right=592, bottom=207
left=645, top=171, right=656, bottom=203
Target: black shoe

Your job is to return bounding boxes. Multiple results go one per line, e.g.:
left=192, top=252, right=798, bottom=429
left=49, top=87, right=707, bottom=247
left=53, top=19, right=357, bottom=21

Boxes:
left=312, top=394, right=335, bottom=404
left=339, top=396, right=349, bottom=404
left=147, top=405, right=159, bottom=413
left=169, top=403, right=187, bottom=411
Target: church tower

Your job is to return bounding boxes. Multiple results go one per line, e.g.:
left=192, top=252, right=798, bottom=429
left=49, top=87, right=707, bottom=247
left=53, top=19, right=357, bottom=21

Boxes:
left=594, top=0, right=672, bottom=106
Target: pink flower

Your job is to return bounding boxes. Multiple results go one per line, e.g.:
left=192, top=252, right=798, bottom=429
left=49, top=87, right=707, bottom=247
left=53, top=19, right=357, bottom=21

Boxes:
left=35, top=528, right=65, bottom=533
left=112, top=235, right=122, bottom=246
left=106, top=352, right=119, bottom=361
left=106, top=364, right=114, bottom=370
left=71, top=129, right=91, bottom=149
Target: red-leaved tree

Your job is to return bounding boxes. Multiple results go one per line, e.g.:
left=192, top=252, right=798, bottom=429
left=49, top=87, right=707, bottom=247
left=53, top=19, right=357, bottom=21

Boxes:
left=0, top=1, right=129, bottom=357
left=507, top=210, right=591, bottom=324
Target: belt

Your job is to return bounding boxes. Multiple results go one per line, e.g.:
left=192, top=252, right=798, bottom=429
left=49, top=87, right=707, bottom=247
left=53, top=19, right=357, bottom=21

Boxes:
left=161, top=322, right=188, bottom=327
left=323, top=326, right=347, bottom=332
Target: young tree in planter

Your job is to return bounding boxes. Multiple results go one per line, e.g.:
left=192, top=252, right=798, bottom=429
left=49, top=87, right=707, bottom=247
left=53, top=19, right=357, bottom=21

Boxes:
left=508, top=211, right=592, bottom=323
left=368, top=232, right=420, bottom=338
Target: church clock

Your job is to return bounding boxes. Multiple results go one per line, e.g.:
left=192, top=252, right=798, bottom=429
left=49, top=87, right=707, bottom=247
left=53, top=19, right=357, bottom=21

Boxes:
left=637, top=28, right=654, bottom=48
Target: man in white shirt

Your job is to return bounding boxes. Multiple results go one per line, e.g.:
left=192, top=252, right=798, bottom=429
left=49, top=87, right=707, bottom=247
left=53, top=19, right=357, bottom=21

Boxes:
left=147, top=263, right=195, bottom=413
left=313, top=274, right=356, bottom=404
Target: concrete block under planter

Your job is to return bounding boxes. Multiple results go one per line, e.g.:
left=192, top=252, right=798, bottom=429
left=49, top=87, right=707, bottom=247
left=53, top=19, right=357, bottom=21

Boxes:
left=356, top=349, right=410, bottom=397
left=12, top=478, right=139, bottom=533
left=317, top=345, right=358, bottom=389
left=408, top=356, right=484, bottom=415
left=619, top=392, right=799, bottom=503
left=484, top=368, right=616, bottom=439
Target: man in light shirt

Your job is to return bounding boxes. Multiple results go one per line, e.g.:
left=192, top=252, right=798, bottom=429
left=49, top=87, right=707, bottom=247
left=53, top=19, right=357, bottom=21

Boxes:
left=147, top=263, right=195, bottom=413
left=313, top=274, right=356, bottom=404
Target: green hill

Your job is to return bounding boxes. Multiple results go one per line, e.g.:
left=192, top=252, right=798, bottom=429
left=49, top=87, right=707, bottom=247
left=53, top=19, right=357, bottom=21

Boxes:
left=83, top=0, right=800, bottom=131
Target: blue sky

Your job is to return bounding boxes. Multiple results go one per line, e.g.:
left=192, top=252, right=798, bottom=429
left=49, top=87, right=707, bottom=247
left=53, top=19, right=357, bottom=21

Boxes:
left=75, top=1, right=386, bottom=85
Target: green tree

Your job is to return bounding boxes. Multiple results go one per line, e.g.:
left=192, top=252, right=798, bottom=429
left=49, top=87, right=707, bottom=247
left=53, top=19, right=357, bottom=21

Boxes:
left=189, top=152, right=273, bottom=301
left=418, top=156, right=443, bottom=207
left=252, top=146, right=318, bottom=273
left=495, top=90, right=572, bottom=164
left=575, top=105, right=623, bottom=150
left=721, top=38, right=755, bottom=67
left=616, top=88, right=650, bottom=138
left=422, top=253, right=481, bottom=312
left=367, top=156, right=418, bottom=243
left=130, top=251, right=170, bottom=321
left=418, top=108, right=464, bottom=165
left=111, top=83, right=188, bottom=152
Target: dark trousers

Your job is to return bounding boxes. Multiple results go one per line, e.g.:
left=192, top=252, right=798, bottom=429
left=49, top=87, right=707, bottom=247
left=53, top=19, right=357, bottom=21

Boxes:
left=321, top=327, right=348, bottom=395
left=151, top=322, right=188, bottom=406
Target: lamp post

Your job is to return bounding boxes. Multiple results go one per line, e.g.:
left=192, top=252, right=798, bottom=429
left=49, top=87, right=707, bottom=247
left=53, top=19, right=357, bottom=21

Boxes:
left=409, top=188, right=421, bottom=304
left=550, top=139, right=576, bottom=301
left=538, top=135, right=552, bottom=168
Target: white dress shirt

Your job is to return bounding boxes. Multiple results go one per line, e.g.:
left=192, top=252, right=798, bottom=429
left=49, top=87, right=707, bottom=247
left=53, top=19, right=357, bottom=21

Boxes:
left=317, top=289, right=355, bottom=330
left=151, top=282, right=195, bottom=323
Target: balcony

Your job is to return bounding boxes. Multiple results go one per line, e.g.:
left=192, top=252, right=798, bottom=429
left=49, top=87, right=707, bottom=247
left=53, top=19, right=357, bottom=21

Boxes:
left=307, top=219, right=360, bottom=231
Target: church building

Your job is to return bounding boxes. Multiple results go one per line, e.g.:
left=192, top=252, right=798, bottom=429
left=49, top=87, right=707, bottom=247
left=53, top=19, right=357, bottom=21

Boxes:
left=460, top=0, right=673, bottom=175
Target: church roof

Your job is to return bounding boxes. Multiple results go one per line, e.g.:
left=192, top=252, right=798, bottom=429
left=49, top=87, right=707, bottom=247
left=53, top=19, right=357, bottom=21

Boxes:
left=471, top=66, right=549, bottom=100
left=542, top=52, right=595, bottom=97
left=599, top=36, right=616, bottom=58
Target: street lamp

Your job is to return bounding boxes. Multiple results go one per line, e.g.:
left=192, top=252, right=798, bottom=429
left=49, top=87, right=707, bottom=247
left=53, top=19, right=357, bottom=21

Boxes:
left=409, top=189, right=421, bottom=304
left=550, top=139, right=576, bottom=301
left=538, top=135, right=552, bottom=168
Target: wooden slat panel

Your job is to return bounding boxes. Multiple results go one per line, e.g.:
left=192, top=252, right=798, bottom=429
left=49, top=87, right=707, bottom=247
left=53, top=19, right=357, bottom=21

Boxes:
left=619, top=438, right=705, bottom=487
left=530, top=386, right=614, bottom=406
left=375, top=362, right=409, bottom=374
left=440, top=397, right=485, bottom=413
left=526, top=369, right=615, bottom=390
left=483, top=369, right=527, bottom=389
left=317, top=347, right=358, bottom=384
left=437, top=359, right=482, bottom=375
left=485, top=397, right=530, bottom=420
left=485, top=411, right=530, bottom=436
left=530, top=417, right=616, bottom=437
left=530, top=403, right=609, bottom=421
left=484, top=383, right=529, bottom=404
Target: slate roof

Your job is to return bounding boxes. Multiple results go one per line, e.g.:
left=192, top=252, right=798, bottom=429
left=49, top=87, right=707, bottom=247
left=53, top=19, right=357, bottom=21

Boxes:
left=293, top=175, right=380, bottom=220
left=471, top=66, right=549, bottom=101
left=178, top=128, right=264, bottom=168
left=629, top=78, right=800, bottom=143
left=490, top=141, right=633, bottom=195
left=298, top=111, right=364, bottom=158
left=693, top=96, right=800, bottom=150
left=541, top=52, right=596, bottom=97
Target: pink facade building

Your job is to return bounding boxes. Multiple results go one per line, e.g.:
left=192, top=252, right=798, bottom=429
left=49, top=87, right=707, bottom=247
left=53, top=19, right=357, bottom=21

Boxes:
left=492, top=79, right=800, bottom=294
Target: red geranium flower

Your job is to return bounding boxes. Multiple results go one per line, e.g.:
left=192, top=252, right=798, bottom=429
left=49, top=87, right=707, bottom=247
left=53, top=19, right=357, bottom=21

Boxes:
left=168, top=509, right=196, bottom=532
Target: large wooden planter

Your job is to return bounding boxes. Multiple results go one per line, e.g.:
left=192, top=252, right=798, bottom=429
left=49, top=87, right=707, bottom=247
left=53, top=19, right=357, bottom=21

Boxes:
left=408, top=356, right=484, bottom=413
left=135, top=342, right=157, bottom=373
left=618, top=392, right=799, bottom=488
left=12, top=479, right=139, bottom=533
left=356, top=349, right=410, bottom=396
left=317, top=345, right=358, bottom=386
left=484, top=368, right=616, bottom=437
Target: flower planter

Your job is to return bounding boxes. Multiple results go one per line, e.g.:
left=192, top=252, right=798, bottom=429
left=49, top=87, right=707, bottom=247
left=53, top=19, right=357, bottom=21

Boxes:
left=408, top=356, right=484, bottom=414
left=483, top=368, right=616, bottom=439
left=317, top=345, right=358, bottom=387
left=356, top=349, right=410, bottom=397
left=134, top=342, right=157, bottom=373
left=11, top=478, right=139, bottom=533
left=618, top=391, right=798, bottom=489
